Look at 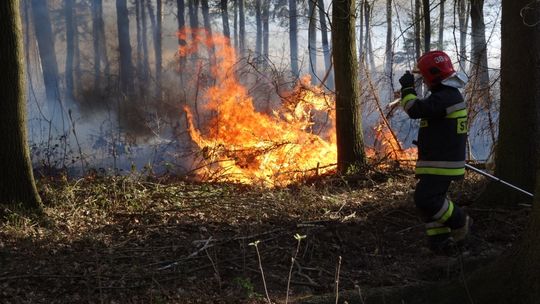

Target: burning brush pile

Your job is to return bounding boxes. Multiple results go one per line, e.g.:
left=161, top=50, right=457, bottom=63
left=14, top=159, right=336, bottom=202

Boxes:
left=178, top=29, right=415, bottom=187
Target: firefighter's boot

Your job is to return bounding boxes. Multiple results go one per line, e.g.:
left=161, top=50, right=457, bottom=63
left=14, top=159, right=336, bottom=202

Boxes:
left=451, top=215, right=473, bottom=244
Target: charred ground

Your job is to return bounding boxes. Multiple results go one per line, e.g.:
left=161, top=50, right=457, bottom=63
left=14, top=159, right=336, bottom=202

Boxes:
left=0, top=170, right=529, bottom=303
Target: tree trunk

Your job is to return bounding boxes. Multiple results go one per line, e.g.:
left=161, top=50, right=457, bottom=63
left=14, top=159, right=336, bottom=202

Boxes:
left=414, top=0, right=421, bottom=58
left=220, top=0, right=230, bottom=40
left=469, top=0, right=489, bottom=104
left=262, top=0, right=269, bottom=65
left=255, top=0, right=262, bottom=57
left=141, top=0, right=150, bottom=86
left=288, top=0, right=299, bottom=78
left=318, top=0, right=333, bottom=89
left=422, top=0, right=430, bottom=52
left=91, top=0, right=109, bottom=89
left=238, top=0, right=245, bottom=58
left=155, top=0, right=162, bottom=92
left=358, top=0, right=364, bottom=67
left=463, top=3, right=540, bottom=300
left=116, top=0, right=134, bottom=97
left=308, top=0, right=317, bottom=84
left=233, top=0, right=238, bottom=49
left=457, top=0, right=470, bottom=71
left=332, top=0, right=366, bottom=174
left=0, top=0, right=42, bottom=209
left=176, top=0, right=186, bottom=66
left=477, top=0, right=538, bottom=206
left=437, top=0, right=445, bottom=50
left=413, top=0, right=423, bottom=95
left=135, top=0, right=145, bottom=96
left=188, top=0, right=199, bottom=56
left=65, top=0, right=75, bottom=101
left=31, top=0, right=61, bottom=112
left=201, top=0, right=213, bottom=58
left=383, top=0, right=393, bottom=103
left=364, top=1, right=376, bottom=72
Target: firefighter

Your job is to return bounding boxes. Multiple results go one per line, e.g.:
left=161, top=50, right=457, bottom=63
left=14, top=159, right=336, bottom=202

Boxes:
left=399, top=50, right=472, bottom=255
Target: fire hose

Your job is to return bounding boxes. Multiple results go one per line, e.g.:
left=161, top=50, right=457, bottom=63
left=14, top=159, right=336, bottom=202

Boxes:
left=464, top=164, right=534, bottom=198
left=408, top=139, right=534, bottom=198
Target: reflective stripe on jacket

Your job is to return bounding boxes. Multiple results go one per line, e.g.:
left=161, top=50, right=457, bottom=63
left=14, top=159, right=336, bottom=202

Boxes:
left=401, top=85, right=467, bottom=180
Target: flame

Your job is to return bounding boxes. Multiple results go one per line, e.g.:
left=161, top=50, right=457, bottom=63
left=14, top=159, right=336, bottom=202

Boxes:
left=178, top=28, right=416, bottom=186
left=367, top=123, right=417, bottom=166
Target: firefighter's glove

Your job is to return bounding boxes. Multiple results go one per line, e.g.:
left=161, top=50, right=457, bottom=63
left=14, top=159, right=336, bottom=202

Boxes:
left=399, top=71, right=416, bottom=98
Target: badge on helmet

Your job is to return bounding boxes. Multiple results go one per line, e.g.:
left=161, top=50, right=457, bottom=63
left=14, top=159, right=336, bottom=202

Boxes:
left=413, top=50, right=456, bottom=88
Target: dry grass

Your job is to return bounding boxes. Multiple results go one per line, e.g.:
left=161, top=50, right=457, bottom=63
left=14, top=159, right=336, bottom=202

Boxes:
left=0, top=171, right=527, bottom=303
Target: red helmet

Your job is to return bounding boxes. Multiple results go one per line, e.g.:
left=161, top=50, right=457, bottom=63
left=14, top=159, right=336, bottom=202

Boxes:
left=414, top=50, right=456, bottom=87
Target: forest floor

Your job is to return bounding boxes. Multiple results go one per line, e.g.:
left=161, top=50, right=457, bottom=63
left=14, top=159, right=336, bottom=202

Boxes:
left=0, top=168, right=530, bottom=303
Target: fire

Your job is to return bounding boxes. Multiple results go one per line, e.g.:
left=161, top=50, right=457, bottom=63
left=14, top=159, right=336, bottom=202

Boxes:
left=178, top=28, right=415, bottom=186
left=179, top=29, right=336, bottom=186
left=367, top=123, right=417, bottom=166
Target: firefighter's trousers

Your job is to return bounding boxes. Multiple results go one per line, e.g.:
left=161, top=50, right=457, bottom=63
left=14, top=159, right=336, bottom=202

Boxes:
left=414, top=177, right=466, bottom=245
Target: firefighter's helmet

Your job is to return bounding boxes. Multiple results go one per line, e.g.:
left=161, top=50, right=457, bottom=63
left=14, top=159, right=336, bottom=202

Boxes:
left=413, top=50, right=456, bottom=88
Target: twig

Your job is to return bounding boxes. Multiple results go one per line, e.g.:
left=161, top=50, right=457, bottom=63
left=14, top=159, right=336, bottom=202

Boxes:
left=157, top=236, right=214, bottom=270
left=286, top=234, right=306, bottom=304
left=335, top=256, right=342, bottom=304
left=249, top=240, right=272, bottom=304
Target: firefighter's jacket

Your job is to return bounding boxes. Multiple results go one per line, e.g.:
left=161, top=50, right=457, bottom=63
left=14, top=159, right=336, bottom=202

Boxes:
left=401, top=84, right=467, bottom=180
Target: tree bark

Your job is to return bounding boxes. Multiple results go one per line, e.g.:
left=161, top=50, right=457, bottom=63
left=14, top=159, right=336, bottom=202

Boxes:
left=188, top=0, right=199, bottom=56
left=262, top=0, right=269, bottom=65
left=155, top=0, right=162, bottom=91
left=0, top=0, right=42, bottom=209
left=422, top=0, right=430, bottom=52
left=233, top=0, right=238, bottom=49
left=91, top=0, right=109, bottom=89
left=65, top=0, right=75, bottom=101
left=220, top=0, right=230, bottom=40
left=238, top=0, right=245, bottom=57
left=438, top=0, right=445, bottom=50
left=457, top=0, right=470, bottom=71
left=414, top=0, right=421, bottom=58
left=201, top=0, right=213, bottom=54
left=116, top=0, right=135, bottom=97
left=288, top=0, right=299, bottom=78
left=383, top=0, right=393, bottom=102
left=308, top=0, right=317, bottom=84
left=176, top=0, right=186, bottom=66
left=469, top=0, right=489, bottom=103
left=332, top=0, right=366, bottom=174
left=255, top=0, right=262, bottom=57
left=318, top=0, right=333, bottom=89
left=364, top=1, right=375, bottom=72
left=477, top=0, right=538, bottom=206
left=358, top=0, right=364, bottom=68
left=31, top=0, right=61, bottom=112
